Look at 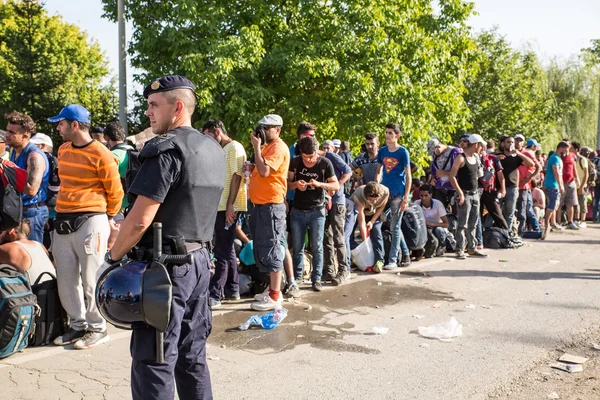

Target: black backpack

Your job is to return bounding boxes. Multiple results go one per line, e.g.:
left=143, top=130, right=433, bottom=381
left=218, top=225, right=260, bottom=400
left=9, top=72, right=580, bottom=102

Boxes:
left=29, top=272, right=68, bottom=346
left=483, top=227, right=510, bottom=249
left=0, top=265, right=38, bottom=359
left=401, top=204, right=427, bottom=251
left=112, top=143, right=140, bottom=212
left=44, top=152, right=60, bottom=207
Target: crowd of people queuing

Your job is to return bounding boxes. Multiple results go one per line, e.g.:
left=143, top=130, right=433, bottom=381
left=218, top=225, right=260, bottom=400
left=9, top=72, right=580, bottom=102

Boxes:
left=2, top=106, right=600, bottom=346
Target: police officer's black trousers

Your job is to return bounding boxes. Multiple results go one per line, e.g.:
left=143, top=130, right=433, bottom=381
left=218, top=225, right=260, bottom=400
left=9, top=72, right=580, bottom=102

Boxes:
left=130, top=248, right=213, bottom=400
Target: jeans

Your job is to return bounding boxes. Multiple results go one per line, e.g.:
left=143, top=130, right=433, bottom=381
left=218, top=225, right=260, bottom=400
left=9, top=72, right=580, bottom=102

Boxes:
left=386, top=195, right=407, bottom=264
left=431, top=227, right=447, bottom=249
left=475, top=214, right=482, bottom=246
left=370, top=219, right=385, bottom=264
left=324, top=203, right=348, bottom=277
left=24, top=205, right=49, bottom=243
left=517, top=189, right=541, bottom=234
left=291, top=207, right=326, bottom=282
left=344, top=198, right=357, bottom=267
left=209, top=211, right=239, bottom=300
left=593, top=186, right=600, bottom=221
left=501, top=187, right=519, bottom=232
left=456, top=191, right=480, bottom=253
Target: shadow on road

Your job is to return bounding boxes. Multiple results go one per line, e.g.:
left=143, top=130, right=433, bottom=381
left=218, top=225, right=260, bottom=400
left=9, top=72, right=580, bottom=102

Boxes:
left=426, top=269, right=600, bottom=281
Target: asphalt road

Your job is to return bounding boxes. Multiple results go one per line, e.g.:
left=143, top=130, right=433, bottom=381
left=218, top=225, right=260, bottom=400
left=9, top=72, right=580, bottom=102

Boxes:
left=2, top=225, right=600, bottom=400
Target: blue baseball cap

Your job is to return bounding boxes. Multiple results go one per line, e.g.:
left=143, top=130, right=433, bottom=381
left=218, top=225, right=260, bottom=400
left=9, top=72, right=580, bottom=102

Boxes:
left=526, top=139, right=541, bottom=148
left=48, top=104, right=91, bottom=124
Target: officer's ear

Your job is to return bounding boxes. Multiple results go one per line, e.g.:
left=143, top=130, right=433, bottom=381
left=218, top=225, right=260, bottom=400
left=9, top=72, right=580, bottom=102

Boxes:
left=174, top=100, right=185, bottom=117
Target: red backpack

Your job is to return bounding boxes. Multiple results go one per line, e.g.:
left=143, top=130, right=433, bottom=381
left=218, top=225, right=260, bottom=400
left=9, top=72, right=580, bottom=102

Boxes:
left=0, top=159, right=27, bottom=231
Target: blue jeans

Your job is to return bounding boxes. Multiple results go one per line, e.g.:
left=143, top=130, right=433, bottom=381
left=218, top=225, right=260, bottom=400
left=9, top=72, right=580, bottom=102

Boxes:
left=387, top=195, right=407, bottom=264
left=23, top=205, right=49, bottom=243
left=370, top=219, right=385, bottom=264
left=291, top=207, right=326, bottom=282
left=456, top=192, right=480, bottom=252
left=431, top=227, right=447, bottom=249
left=517, top=189, right=540, bottom=234
left=344, top=198, right=357, bottom=268
left=475, top=214, right=482, bottom=246
left=501, top=187, right=519, bottom=232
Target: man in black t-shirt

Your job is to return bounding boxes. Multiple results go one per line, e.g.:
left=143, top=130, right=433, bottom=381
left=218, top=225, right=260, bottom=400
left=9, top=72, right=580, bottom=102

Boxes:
left=288, top=136, right=339, bottom=292
left=498, top=136, right=534, bottom=233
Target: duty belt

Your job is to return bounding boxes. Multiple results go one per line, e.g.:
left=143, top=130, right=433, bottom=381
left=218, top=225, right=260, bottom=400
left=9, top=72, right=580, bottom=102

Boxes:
left=132, top=239, right=211, bottom=262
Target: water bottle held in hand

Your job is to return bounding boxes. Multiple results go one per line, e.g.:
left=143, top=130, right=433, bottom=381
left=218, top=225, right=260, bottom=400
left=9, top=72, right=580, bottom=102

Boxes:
left=224, top=211, right=237, bottom=230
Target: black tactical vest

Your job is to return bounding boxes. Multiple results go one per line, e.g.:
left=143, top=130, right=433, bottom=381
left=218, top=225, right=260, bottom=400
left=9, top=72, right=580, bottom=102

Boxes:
left=138, top=127, right=225, bottom=244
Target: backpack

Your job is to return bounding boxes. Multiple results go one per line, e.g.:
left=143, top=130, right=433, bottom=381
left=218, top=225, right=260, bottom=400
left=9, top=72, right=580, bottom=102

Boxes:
left=29, top=272, right=68, bottom=346
left=0, top=265, right=38, bottom=359
left=44, top=152, right=60, bottom=207
left=483, top=227, right=510, bottom=249
left=112, top=144, right=140, bottom=212
left=582, top=157, right=597, bottom=188
left=401, top=204, right=427, bottom=251
left=0, top=160, right=27, bottom=231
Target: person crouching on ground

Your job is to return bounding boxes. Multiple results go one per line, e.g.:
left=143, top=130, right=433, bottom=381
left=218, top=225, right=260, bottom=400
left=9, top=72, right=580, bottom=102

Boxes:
left=449, top=134, right=488, bottom=260
left=351, top=182, right=389, bottom=272
left=414, top=184, right=449, bottom=257
left=0, top=219, right=55, bottom=284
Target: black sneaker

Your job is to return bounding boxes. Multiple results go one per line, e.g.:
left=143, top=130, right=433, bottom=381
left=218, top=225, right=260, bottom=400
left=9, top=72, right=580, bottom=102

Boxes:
left=400, top=255, right=411, bottom=267
left=53, top=328, right=86, bottom=346
left=312, top=281, right=323, bottom=292
left=74, top=330, right=109, bottom=350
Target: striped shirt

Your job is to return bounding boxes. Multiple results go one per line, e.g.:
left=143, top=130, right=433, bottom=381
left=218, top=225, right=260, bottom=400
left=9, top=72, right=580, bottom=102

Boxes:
left=56, top=140, right=124, bottom=217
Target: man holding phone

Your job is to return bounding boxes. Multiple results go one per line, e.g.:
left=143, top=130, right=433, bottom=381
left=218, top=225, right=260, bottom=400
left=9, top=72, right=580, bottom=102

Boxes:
left=499, top=135, right=535, bottom=233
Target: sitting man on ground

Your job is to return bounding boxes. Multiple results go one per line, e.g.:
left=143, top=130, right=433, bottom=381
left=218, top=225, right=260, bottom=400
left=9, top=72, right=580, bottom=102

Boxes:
left=351, top=182, right=389, bottom=273
left=0, top=219, right=54, bottom=284
left=413, top=184, right=449, bottom=257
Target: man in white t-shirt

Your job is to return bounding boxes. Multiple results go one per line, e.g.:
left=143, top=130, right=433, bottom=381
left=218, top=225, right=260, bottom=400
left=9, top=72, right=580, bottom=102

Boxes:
left=414, top=184, right=449, bottom=257
left=0, top=219, right=55, bottom=284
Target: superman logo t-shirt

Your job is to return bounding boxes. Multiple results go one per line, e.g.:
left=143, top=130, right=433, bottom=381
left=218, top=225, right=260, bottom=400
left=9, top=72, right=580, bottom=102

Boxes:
left=377, top=145, right=410, bottom=196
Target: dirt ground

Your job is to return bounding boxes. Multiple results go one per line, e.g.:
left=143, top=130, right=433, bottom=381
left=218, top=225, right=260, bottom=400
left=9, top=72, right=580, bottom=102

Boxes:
left=489, top=324, right=600, bottom=400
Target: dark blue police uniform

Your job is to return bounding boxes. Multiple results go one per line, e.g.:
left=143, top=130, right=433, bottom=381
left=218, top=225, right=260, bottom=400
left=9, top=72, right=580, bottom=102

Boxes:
left=127, top=76, right=226, bottom=400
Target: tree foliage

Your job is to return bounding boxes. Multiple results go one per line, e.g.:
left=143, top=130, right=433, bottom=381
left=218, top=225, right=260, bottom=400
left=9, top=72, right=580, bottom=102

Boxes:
left=0, top=0, right=117, bottom=140
left=464, top=29, right=556, bottom=143
left=102, top=0, right=478, bottom=166
left=545, top=57, right=599, bottom=148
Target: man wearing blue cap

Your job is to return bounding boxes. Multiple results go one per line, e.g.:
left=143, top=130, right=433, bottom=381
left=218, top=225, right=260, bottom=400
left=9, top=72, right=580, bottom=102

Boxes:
left=106, top=75, right=224, bottom=400
left=50, top=104, right=124, bottom=350
left=4, top=111, right=50, bottom=243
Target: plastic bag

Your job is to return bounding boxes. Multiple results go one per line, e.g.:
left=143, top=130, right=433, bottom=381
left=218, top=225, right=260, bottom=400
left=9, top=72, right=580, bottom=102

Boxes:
left=238, top=273, right=253, bottom=296
left=238, top=308, right=288, bottom=330
left=418, top=317, right=463, bottom=340
left=351, top=238, right=375, bottom=272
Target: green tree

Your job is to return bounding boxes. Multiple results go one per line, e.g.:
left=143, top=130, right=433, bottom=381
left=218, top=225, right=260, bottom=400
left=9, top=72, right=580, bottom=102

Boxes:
left=102, top=0, right=478, bottom=166
left=0, top=0, right=117, bottom=141
left=545, top=57, right=599, bottom=148
left=464, top=29, right=556, bottom=144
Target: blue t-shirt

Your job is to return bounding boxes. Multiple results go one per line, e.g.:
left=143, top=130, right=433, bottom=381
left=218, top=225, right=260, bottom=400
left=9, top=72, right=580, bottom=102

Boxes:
left=544, top=153, right=562, bottom=189
left=377, top=145, right=410, bottom=196
left=324, top=152, right=352, bottom=204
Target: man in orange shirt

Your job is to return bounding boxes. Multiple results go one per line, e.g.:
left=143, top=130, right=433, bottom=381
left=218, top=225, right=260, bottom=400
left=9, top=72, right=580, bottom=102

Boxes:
left=248, top=114, right=290, bottom=311
left=49, top=104, right=123, bottom=350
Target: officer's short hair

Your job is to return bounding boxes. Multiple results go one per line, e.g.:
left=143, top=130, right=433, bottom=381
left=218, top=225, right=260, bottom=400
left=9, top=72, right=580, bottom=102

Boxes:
left=202, top=120, right=228, bottom=137
left=298, top=136, right=319, bottom=154
left=163, top=89, right=197, bottom=116
left=104, top=121, right=126, bottom=142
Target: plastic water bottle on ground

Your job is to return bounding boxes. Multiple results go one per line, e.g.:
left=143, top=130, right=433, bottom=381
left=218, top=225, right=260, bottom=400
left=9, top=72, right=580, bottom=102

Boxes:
left=239, top=308, right=288, bottom=330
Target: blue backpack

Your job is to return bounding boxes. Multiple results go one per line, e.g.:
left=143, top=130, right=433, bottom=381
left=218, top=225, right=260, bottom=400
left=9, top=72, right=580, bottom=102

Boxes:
left=0, top=265, right=38, bottom=359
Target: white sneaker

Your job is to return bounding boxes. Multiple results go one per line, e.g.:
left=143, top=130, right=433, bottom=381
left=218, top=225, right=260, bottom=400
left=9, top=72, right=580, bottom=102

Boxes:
left=383, top=263, right=398, bottom=270
left=251, top=294, right=282, bottom=311
left=579, top=222, right=587, bottom=228
left=254, top=287, right=269, bottom=301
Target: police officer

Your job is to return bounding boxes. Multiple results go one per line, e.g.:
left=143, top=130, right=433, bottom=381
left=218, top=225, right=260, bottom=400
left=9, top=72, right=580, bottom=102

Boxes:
left=105, top=76, right=225, bottom=400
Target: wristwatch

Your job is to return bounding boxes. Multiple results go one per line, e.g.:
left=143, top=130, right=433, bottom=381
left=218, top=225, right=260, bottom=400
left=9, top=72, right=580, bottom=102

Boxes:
left=104, top=250, right=118, bottom=264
